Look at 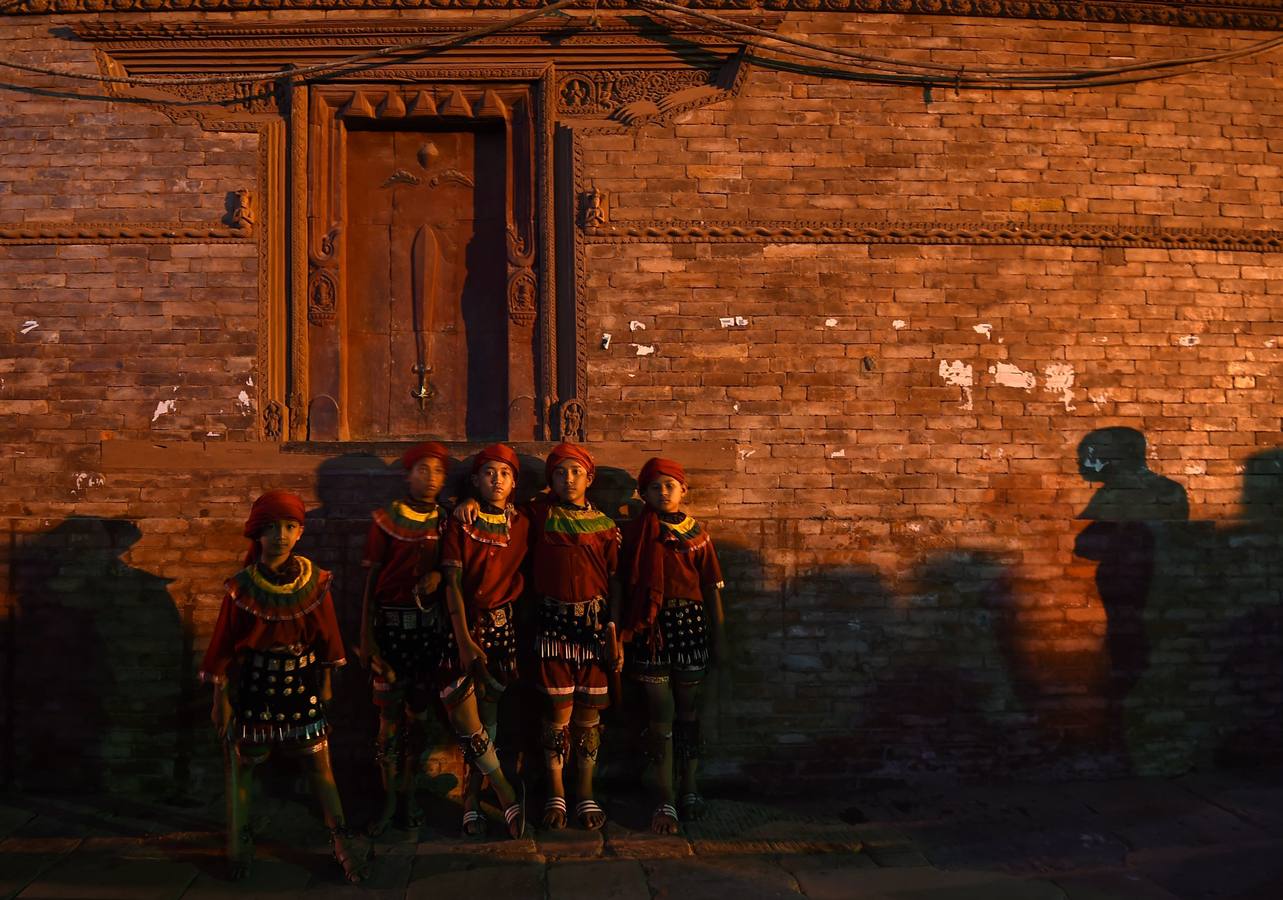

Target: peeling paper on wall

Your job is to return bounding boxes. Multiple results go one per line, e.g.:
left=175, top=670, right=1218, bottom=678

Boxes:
left=829, top=449, right=846, bottom=458
left=634, top=344, right=656, bottom=356
left=719, top=316, right=749, bottom=328
left=973, top=324, right=992, bottom=339
left=1043, top=364, right=1076, bottom=411
left=824, top=318, right=838, bottom=327
left=151, top=399, right=177, bottom=422
left=938, top=360, right=974, bottom=410
left=20, top=320, right=39, bottom=335
left=73, top=472, right=105, bottom=492
left=737, top=448, right=756, bottom=460
left=1177, top=335, right=1200, bottom=347
left=601, top=333, right=612, bottom=350
left=236, top=390, right=255, bottom=415
left=989, top=362, right=1036, bottom=391
left=629, top=321, right=646, bottom=332
left=892, top=320, right=908, bottom=330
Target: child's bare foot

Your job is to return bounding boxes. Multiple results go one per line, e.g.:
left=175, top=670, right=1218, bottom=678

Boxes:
left=330, top=826, right=370, bottom=884
left=542, top=796, right=567, bottom=830
left=651, top=803, right=679, bottom=835
left=227, top=828, right=253, bottom=880
left=679, top=792, right=707, bottom=821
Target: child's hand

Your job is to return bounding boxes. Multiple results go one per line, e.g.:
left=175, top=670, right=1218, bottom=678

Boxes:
left=417, top=571, right=442, bottom=596
left=211, top=690, right=232, bottom=739
left=453, top=499, right=480, bottom=524
left=604, top=623, right=624, bottom=674
left=370, top=654, right=396, bottom=684
left=459, top=638, right=488, bottom=672
left=320, top=670, right=334, bottom=704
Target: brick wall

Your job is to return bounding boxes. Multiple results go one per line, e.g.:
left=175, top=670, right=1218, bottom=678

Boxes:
left=2, top=10, right=1282, bottom=798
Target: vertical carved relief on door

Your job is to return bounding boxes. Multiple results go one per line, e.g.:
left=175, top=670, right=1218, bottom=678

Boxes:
left=305, top=84, right=545, bottom=442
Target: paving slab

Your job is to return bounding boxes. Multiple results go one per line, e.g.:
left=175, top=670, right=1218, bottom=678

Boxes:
left=777, top=850, right=878, bottom=899
left=682, top=798, right=864, bottom=857
left=16, top=856, right=198, bottom=900
left=642, top=856, right=803, bottom=900
left=1177, top=771, right=1283, bottom=838
left=0, top=806, right=37, bottom=843
left=1071, top=779, right=1267, bottom=852
left=177, top=857, right=311, bottom=900
left=547, top=859, right=650, bottom=900
left=905, top=821, right=1129, bottom=873
left=534, top=823, right=604, bottom=859
left=406, top=858, right=543, bottom=900
left=1135, top=844, right=1283, bottom=900
left=1053, top=873, right=1183, bottom=900
left=601, top=819, right=692, bottom=860
left=791, top=867, right=1067, bottom=900
left=0, top=837, right=81, bottom=900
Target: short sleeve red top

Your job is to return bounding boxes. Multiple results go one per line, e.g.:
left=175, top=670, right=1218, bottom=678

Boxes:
left=199, top=555, right=346, bottom=683
left=621, top=514, right=724, bottom=602
left=440, top=505, right=531, bottom=612
left=362, top=500, right=444, bottom=608
left=528, top=498, right=620, bottom=603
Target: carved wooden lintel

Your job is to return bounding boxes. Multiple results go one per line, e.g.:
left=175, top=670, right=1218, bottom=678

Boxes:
left=580, top=218, right=1283, bottom=252
left=19, top=1, right=1283, bottom=31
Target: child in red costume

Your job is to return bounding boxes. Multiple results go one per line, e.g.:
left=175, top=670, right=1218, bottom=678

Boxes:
left=439, top=443, right=529, bottom=838
left=358, top=441, right=451, bottom=835
left=618, top=458, right=725, bottom=833
left=201, top=490, right=368, bottom=882
left=456, top=442, right=622, bottom=830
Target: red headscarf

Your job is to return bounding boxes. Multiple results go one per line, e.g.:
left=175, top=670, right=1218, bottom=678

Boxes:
left=544, top=442, right=595, bottom=487
left=472, top=443, right=520, bottom=482
left=622, top=458, right=688, bottom=640
left=637, top=457, right=687, bottom=494
left=242, top=489, right=306, bottom=566
left=400, top=441, right=450, bottom=471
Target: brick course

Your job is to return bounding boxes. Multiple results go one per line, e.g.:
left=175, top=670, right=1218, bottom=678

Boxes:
left=2, top=11, right=1282, bottom=796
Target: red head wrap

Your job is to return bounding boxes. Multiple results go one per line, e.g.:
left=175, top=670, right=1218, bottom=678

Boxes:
left=242, top=489, right=306, bottom=566
left=544, top=442, right=595, bottom=487
left=400, top=441, right=451, bottom=471
left=472, top=443, right=520, bottom=482
left=637, top=457, right=687, bottom=494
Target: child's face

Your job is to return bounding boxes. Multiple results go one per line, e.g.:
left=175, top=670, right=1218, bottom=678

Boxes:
left=644, top=475, right=686, bottom=514
left=258, top=518, right=304, bottom=566
left=472, top=461, right=515, bottom=506
left=551, top=460, right=593, bottom=506
left=408, top=457, right=447, bottom=502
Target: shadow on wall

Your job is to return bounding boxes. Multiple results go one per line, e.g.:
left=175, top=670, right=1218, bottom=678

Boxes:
left=5, top=517, right=180, bottom=794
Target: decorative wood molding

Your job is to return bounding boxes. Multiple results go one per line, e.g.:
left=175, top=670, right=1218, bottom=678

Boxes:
left=580, top=219, right=1283, bottom=252
left=0, top=221, right=253, bottom=245
left=15, top=1, right=1283, bottom=31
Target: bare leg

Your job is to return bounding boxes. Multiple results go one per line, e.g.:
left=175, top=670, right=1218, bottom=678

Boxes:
left=673, top=679, right=706, bottom=820
left=448, top=688, right=518, bottom=835
left=399, top=709, right=429, bottom=828
left=571, top=705, right=605, bottom=830
left=541, top=705, right=572, bottom=829
left=641, top=680, right=678, bottom=834
left=369, top=712, right=400, bottom=836
left=299, top=738, right=368, bottom=884
left=225, top=742, right=267, bottom=879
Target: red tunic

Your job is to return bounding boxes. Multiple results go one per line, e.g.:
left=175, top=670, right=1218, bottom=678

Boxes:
left=528, top=497, right=620, bottom=603
left=440, top=505, right=531, bottom=611
left=621, top=514, right=724, bottom=602
left=362, top=500, right=444, bottom=608
left=199, top=555, right=346, bottom=683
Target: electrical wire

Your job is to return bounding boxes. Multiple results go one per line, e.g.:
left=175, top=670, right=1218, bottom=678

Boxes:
left=631, top=0, right=1283, bottom=89
left=0, top=0, right=581, bottom=88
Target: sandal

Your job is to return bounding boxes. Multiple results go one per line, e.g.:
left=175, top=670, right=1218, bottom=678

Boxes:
left=542, top=795, right=567, bottom=830
left=575, top=799, right=606, bottom=831
left=330, top=826, right=369, bottom=884
left=227, top=828, right=253, bottom=880
left=502, top=778, right=526, bottom=839
left=651, top=803, right=680, bottom=835
left=679, top=792, right=706, bottom=821
left=461, top=809, right=487, bottom=838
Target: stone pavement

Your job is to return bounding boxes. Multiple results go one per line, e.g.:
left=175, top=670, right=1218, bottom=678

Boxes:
left=2, top=767, right=1282, bottom=899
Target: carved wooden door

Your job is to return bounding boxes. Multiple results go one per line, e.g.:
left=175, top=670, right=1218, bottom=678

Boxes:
left=345, top=126, right=508, bottom=440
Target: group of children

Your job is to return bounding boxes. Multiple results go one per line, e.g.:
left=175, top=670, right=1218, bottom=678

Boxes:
left=199, top=442, right=726, bottom=882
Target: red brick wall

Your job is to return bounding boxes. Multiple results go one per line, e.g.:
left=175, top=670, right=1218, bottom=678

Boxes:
left=2, top=11, right=1282, bottom=796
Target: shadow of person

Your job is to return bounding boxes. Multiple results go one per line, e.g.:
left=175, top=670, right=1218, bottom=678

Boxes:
left=10, top=517, right=178, bottom=794
left=1213, top=449, right=1283, bottom=766
left=1073, top=427, right=1189, bottom=771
